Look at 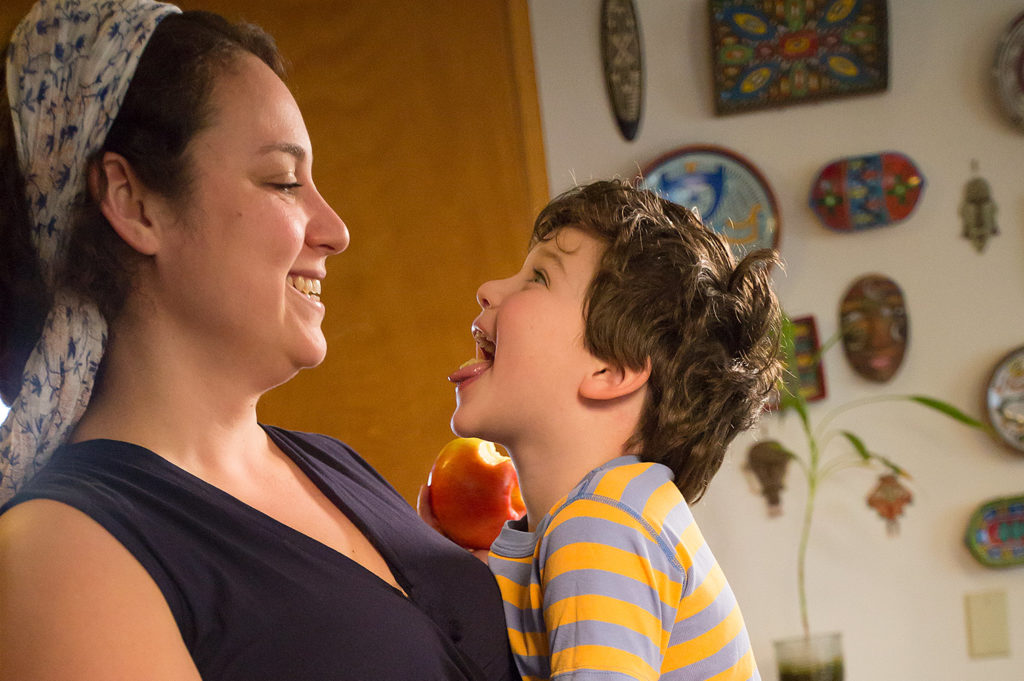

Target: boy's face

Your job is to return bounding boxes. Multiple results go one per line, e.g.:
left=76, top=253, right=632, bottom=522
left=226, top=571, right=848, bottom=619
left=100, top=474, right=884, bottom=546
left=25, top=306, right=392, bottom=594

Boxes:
left=449, top=226, right=604, bottom=449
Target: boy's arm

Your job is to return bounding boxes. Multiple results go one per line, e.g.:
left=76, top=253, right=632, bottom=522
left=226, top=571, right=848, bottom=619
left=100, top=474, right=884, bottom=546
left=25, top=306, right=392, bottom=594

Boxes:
left=539, top=498, right=681, bottom=681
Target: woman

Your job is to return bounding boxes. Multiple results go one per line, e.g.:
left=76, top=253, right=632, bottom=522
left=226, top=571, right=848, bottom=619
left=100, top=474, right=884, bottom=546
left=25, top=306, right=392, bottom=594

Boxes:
left=0, top=1, right=519, bottom=679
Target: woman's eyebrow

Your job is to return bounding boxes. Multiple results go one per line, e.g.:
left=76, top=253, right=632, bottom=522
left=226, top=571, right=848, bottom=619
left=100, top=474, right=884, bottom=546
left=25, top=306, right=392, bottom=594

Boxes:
left=258, top=142, right=307, bottom=161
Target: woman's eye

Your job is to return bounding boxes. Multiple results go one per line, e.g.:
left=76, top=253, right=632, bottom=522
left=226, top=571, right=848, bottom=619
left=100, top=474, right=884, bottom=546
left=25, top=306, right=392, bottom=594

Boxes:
left=270, top=182, right=303, bottom=193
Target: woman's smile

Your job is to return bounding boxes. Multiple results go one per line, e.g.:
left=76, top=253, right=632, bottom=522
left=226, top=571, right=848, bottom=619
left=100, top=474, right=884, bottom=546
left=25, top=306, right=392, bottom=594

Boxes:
left=287, top=274, right=323, bottom=302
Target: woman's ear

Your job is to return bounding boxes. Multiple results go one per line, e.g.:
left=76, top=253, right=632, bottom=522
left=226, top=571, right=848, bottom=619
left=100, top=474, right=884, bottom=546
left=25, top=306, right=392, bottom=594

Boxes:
left=89, top=151, right=161, bottom=256
left=579, top=358, right=651, bottom=401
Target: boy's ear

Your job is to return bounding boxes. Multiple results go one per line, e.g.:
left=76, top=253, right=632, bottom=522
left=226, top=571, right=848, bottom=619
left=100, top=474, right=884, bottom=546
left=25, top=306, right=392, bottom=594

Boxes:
left=89, top=151, right=161, bottom=256
left=579, top=358, right=651, bottom=401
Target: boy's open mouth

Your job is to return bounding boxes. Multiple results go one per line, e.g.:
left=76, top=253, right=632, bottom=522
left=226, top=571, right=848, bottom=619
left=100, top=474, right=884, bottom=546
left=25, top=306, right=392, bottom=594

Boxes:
left=447, top=327, right=495, bottom=384
left=472, top=326, right=495, bottom=361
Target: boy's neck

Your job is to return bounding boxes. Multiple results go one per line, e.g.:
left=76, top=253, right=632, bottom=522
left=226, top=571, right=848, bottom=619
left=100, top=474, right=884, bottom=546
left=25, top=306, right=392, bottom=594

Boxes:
left=507, top=418, right=637, bottom=532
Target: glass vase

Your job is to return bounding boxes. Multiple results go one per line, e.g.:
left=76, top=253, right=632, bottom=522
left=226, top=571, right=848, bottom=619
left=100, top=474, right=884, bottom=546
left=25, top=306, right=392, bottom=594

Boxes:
left=774, top=631, right=844, bottom=681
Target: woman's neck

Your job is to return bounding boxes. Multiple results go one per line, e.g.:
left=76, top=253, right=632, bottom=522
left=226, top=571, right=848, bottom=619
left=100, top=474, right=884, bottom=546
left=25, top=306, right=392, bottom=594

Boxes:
left=70, top=314, right=270, bottom=469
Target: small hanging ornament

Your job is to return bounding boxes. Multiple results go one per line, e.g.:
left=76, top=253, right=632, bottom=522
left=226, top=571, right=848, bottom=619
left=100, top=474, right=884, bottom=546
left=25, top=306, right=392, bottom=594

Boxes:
left=959, top=160, right=999, bottom=252
left=746, top=440, right=791, bottom=516
left=867, top=473, right=913, bottom=535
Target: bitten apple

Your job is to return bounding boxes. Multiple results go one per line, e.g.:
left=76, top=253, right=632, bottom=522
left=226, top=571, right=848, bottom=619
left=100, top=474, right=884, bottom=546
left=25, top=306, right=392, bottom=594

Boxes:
left=426, top=437, right=526, bottom=550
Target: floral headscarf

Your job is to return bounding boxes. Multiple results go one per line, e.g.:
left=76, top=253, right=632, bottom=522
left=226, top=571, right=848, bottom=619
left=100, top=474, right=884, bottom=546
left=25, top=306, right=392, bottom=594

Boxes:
left=0, top=0, right=180, bottom=502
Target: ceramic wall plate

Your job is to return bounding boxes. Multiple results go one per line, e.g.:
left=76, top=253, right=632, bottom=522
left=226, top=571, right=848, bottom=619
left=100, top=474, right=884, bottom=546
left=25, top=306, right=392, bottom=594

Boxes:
left=601, top=0, right=644, bottom=140
left=809, top=152, right=926, bottom=231
left=640, top=145, right=780, bottom=262
left=986, top=346, right=1024, bottom=453
left=994, top=10, right=1024, bottom=131
left=964, top=494, right=1024, bottom=568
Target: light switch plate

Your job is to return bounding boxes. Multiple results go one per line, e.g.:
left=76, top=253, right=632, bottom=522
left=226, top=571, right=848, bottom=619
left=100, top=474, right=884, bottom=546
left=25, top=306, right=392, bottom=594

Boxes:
left=964, top=590, right=1010, bottom=658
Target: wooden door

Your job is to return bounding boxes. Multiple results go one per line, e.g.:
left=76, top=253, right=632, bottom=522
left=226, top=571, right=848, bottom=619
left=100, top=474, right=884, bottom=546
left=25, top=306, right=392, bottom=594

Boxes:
left=2, top=1, right=548, bottom=503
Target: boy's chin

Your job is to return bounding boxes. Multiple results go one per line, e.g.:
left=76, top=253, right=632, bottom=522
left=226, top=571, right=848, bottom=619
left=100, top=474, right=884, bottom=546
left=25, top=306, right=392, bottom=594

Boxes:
left=449, top=412, right=471, bottom=439
left=449, top=420, right=478, bottom=441
left=449, top=410, right=490, bottom=442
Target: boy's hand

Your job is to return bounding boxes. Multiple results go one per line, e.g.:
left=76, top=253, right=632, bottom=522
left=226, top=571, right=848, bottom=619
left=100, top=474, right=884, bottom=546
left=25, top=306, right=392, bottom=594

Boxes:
left=417, top=485, right=490, bottom=563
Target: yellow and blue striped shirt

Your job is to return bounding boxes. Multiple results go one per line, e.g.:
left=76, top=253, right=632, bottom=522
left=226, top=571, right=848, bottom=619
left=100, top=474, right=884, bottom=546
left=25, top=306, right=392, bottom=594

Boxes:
left=488, top=456, right=759, bottom=681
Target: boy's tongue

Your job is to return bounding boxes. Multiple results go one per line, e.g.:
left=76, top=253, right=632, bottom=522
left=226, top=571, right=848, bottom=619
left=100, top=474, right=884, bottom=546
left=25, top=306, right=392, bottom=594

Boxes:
left=447, top=357, right=492, bottom=383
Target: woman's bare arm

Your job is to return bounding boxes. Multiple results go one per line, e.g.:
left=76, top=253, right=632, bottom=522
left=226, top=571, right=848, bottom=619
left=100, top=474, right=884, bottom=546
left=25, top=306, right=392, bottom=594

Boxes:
left=0, top=500, right=202, bottom=681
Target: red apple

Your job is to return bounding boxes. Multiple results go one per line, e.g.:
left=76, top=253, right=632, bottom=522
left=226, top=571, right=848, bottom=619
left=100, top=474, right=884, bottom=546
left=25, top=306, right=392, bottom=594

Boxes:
left=426, top=437, right=526, bottom=550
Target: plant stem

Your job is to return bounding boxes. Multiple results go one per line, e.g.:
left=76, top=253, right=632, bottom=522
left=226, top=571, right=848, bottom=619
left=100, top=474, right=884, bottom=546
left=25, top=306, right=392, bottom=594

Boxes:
left=796, top=400, right=820, bottom=640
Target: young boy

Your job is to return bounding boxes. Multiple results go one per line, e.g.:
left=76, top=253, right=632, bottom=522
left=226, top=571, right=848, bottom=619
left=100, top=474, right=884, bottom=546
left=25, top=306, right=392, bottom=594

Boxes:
left=446, top=179, right=781, bottom=681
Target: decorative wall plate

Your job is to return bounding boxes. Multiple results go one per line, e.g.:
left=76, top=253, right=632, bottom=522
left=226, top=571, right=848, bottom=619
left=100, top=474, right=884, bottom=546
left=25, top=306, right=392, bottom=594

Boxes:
left=809, top=152, right=925, bottom=231
left=640, top=145, right=780, bottom=262
left=994, top=10, right=1024, bottom=131
left=601, top=0, right=644, bottom=140
left=986, top=345, right=1024, bottom=453
left=708, top=0, right=889, bottom=115
left=965, top=494, right=1024, bottom=568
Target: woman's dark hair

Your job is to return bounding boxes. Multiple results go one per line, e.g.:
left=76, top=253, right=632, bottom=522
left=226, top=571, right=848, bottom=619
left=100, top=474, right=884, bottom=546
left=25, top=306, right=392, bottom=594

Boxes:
left=0, top=79, right=47, bottom=403
left=0, top=11, right=286, bottom=400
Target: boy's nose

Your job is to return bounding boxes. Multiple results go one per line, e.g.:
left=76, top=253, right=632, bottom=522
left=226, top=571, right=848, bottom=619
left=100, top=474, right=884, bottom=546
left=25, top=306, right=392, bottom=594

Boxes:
left=476, top=278, right=500, bottom=309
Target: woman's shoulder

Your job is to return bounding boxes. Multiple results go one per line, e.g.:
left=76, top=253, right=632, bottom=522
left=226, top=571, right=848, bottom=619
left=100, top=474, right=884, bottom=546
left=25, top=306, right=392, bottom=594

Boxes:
left=0, top=499, right=202, bottom=680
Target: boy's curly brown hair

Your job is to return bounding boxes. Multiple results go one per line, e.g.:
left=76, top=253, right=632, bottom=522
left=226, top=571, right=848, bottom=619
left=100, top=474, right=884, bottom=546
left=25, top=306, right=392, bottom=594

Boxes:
left=533, top=179, right=782, bottom=502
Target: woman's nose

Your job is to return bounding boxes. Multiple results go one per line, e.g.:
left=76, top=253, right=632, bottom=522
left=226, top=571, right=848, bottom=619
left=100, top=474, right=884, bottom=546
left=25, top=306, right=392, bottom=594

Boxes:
left=308, top=184, right=350, bottom=255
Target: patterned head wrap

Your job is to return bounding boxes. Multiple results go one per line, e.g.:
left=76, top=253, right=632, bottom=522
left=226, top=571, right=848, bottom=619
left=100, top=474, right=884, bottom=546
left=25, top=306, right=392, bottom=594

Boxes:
left=0, top=0, right=180, bottom=502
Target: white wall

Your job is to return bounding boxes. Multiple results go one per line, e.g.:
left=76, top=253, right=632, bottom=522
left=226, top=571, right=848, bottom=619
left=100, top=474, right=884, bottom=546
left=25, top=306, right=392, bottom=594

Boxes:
left=528, top=1, right=1024, bottom=679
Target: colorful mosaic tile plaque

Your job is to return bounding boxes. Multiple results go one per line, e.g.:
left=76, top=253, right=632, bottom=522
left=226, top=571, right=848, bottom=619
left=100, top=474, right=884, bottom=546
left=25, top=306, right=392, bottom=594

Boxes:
left=709, top=0, right=889, bottom=115
left=965, top=495, right=1024, bottom=568
left=809, top=152, right=925, bottom=232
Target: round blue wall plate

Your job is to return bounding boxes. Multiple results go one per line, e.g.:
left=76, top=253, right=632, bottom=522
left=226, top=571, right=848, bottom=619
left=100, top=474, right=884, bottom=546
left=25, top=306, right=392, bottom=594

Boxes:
left=640, top=145, right=780, bottom=262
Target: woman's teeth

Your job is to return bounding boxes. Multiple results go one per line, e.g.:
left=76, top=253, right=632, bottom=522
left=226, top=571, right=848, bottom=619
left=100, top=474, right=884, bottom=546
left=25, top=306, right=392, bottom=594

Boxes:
left=288, top=275, right=322, bottom=301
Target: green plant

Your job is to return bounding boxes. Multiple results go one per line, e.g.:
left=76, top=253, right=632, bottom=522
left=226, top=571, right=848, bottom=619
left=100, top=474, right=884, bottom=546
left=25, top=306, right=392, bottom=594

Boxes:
left=770, top=314, right=992, bottom=639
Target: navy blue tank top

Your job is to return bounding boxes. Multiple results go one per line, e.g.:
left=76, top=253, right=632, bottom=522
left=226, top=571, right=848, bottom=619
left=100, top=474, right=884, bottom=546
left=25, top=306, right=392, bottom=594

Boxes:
left=1, top=426, right=519, bottom=681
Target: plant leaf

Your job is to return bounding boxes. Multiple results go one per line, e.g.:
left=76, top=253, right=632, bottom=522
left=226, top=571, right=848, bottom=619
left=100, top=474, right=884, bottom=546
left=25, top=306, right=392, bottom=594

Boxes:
left=792, top=393, right=811, bottom=432
left=840, top=430, right=872, bottom=462
left=815, top=329, right=843, bottom=359
left=779, top=313, right=797, bottom=366
left=774, top=311, right=812, bottom=419
left=908, top=396, right=992, bottom=432
left=873, top=454, right=910, bottom=477
left=839, top=431, right=909, bottom=476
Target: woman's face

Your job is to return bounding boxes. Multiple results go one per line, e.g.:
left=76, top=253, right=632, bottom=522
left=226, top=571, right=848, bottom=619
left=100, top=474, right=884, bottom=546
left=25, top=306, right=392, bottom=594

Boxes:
left=149, top=52, right=348, bottom=389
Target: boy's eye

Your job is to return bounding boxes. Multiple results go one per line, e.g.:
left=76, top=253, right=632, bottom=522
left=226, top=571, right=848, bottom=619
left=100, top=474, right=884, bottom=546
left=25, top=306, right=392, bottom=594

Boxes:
left=529, top=268, right=549, bottom=286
